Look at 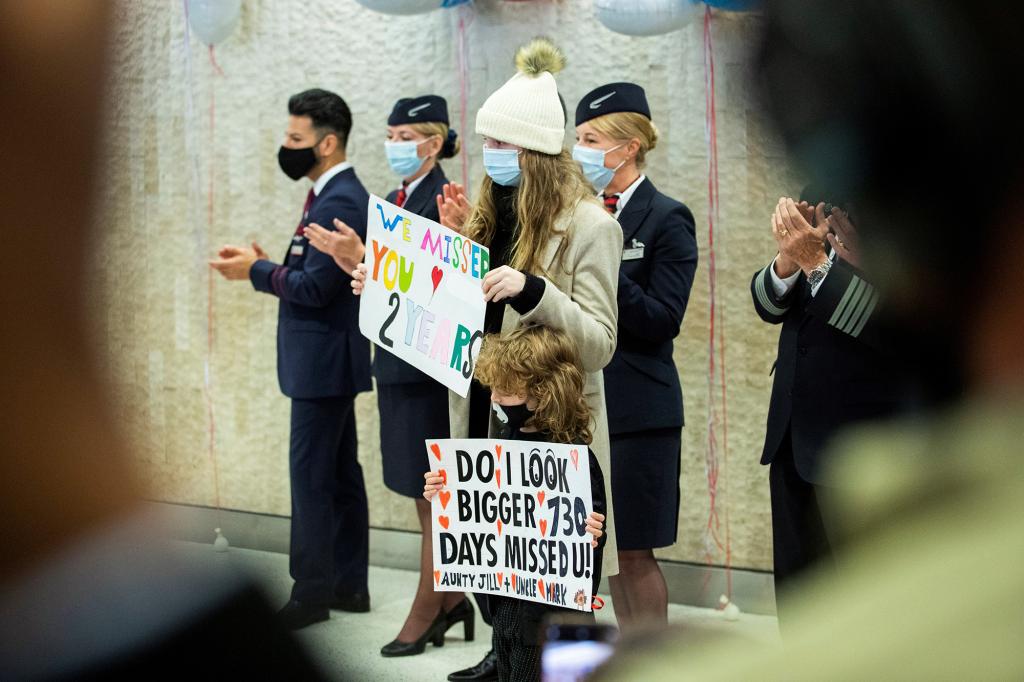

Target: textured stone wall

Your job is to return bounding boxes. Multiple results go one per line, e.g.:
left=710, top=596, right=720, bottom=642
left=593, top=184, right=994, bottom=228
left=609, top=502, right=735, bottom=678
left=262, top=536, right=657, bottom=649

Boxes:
left=92, top=0, right=801, bottom=571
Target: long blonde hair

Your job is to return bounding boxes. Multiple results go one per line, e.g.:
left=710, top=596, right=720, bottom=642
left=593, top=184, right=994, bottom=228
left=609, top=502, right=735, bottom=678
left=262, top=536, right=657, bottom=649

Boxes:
left=474, top=326, right=593, bottom=445
left=464, top=149, right=599, bottom=277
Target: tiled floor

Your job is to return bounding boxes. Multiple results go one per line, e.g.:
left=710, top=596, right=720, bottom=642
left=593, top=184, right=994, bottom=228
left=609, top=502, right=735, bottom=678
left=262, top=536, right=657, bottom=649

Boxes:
left=176, top=542, right=778, bottom=681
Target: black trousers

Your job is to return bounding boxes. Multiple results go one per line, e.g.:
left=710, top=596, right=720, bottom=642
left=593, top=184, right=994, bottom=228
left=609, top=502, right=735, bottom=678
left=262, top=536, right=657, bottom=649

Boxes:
left=491, top=598, right=542, bottom=682
left=288, top=396, right=368, bottom=604
left=768, top=429, right=833, bottom=629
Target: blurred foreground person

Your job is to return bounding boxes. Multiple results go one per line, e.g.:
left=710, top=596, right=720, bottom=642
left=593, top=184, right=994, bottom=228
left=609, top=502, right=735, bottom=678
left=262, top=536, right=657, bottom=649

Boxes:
left=596, top=1, right=1024, bottom=678
left=0, top=2, right=324, bottom=678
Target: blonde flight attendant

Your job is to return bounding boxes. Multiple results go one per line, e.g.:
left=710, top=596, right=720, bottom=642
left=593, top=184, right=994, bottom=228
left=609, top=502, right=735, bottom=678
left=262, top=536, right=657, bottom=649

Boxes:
left=377, top=95, right=475, bottom=657
left=574, top=82, right=698, bottom=630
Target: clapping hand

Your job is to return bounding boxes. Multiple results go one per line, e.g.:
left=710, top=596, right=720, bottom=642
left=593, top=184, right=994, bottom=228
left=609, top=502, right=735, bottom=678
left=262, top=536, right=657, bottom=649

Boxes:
left=209, top=241, right=267, bottom=280
left=773, top=198, right=830, bottom=277
left=437, top=182, right=471, bottom=233
left=826, top=208, right=862, bottom=268
left=771, top=200, right=812, bottom=277
left=304, top=219, right=365, bottom=275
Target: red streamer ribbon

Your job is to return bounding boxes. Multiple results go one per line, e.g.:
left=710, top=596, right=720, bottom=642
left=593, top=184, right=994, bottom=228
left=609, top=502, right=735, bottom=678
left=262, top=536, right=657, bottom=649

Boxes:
left=455, top=6, right=473, bottom=189
left=702, top=4, right=732, bottom=599
left=206, top=49, right=222, bottom=510
left=183, top=0, right=222, bottom=509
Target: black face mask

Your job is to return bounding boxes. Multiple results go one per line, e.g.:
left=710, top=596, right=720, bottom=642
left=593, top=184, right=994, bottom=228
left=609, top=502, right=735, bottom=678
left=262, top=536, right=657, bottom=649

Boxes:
left=492, top=402, right=533, bottom=434
left=278, top=143, right=319, bottom=181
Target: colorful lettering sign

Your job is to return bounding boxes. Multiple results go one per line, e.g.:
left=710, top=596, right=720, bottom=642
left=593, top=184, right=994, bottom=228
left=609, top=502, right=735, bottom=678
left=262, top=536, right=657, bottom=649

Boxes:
left=428, top=438, right=597, bottom=612
left=359, top=195, right=488, bottom=397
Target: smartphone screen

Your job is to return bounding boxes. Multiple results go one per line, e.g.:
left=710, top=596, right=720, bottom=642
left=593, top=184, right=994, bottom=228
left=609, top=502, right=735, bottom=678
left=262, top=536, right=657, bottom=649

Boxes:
left=541, top=620, right=618, bottom=682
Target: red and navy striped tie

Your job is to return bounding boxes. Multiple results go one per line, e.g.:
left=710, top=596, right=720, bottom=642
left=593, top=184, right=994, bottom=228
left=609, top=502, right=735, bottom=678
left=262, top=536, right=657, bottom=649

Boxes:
left=603, top=193, right=620, bottom=214
left=294, top=189, right=314, bottom=236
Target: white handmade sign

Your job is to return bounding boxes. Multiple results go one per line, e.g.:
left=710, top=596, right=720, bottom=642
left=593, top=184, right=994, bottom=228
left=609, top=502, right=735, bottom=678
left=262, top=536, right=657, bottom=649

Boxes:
left=359, top=195, right=488, bottom=397
left=427, top=438, right=597, bottom=612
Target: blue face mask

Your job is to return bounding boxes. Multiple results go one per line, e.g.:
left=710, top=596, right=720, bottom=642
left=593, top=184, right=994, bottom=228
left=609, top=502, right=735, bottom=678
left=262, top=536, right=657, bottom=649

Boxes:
left=384, top=138, right=430, bottom=178
left=482, top=147, right=522, bottom=187
left=572, top=143, right=625, bottom=192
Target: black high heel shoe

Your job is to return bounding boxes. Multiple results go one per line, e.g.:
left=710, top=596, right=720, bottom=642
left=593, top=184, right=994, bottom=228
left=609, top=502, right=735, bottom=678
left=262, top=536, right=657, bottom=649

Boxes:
left=380, top=610, right=448, bottom=658
left=443, top=597, right=476, bottom=642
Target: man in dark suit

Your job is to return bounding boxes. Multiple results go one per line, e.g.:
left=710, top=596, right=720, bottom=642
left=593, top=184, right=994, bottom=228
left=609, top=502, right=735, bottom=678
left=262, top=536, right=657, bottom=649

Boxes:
left=751, top=195, right=903, bottom=626
left=210, top=89, right=372, bottom=630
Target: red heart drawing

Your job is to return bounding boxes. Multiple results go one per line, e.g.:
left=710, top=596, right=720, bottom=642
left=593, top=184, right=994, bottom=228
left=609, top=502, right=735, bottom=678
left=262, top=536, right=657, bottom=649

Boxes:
left=439, top=468, right=447, bottom=486
left=511, top=574, right=517, bottom=590
left=496, top=469, right=501, bottom=488
left=430, top=443, right=442, bottom=461
left=539, top=519, right=548, bottom=537
left=438, top=515, right=450, bottom=530
left=538, top=579, right=546, bottom=600
left=439, top=490, right=451, bottom=509
left=497, top=520, right=503, bottom=535
left=537, top=490, right=545, bottom=505
left=431, top=266, right=443, bottom=293
left=497, top=572, right=504, bottom=588
left=570, top=448, right=579, bottom=469
left=495, top=444, right=502, bottom=459
left=434, top=570, right=441, bottom=585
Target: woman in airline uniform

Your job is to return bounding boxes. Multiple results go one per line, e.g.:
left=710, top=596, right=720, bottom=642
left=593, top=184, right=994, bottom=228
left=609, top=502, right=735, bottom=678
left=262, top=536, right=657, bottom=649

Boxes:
left=573, top=82, right=699, bottom=631
left=377, top=95, right=474, bottom=657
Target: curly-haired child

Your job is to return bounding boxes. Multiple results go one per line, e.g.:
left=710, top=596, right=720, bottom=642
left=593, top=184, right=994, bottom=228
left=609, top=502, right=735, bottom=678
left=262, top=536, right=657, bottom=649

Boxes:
left=424, top=325, right=608, bottom=682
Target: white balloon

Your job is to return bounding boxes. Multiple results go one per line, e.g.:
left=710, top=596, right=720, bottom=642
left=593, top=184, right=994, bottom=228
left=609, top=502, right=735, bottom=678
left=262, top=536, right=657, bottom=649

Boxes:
left=187, top=0, right=242, bottom=46
left=354, top=0, right=443, bottom=15
left=594, top=0, right=701, bottom=37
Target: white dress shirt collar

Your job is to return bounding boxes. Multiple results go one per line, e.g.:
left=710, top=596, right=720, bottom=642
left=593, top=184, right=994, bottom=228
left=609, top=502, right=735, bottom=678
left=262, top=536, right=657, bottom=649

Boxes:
left=400, top=169, right=430, bottom=201
left=601, top=174, right=646, bottom=219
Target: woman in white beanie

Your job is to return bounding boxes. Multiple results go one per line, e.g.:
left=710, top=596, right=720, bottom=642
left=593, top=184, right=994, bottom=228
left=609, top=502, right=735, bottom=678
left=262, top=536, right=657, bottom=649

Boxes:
left=353, top=38, right=621, bottom=682
left=452, top=38, right=622, bottom=682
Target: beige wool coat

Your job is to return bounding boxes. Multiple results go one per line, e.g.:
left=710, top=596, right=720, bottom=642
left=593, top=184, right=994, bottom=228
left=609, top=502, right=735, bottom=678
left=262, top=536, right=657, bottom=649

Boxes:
left=449, top=197, right=622, bottom=577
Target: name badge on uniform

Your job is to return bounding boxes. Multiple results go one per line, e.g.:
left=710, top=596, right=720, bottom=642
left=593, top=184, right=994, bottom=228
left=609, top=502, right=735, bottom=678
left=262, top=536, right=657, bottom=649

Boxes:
left=290, top=244, right=304, bottom=257
left=622, top=238, right=645, bottom=261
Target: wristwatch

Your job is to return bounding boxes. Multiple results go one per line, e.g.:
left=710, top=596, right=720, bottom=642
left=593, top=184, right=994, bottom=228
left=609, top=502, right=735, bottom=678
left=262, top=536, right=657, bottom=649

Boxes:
left=807, top=259, right=832, bottom=288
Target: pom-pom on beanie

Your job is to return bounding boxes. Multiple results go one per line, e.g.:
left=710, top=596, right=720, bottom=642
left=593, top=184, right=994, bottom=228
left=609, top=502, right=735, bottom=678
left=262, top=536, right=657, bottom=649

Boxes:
left=475, top=38, right=567, bottom=155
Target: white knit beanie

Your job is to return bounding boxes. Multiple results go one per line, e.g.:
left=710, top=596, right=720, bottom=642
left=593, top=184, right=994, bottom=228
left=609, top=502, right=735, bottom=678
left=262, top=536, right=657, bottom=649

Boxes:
left=476, top=38, right=567, bottom=155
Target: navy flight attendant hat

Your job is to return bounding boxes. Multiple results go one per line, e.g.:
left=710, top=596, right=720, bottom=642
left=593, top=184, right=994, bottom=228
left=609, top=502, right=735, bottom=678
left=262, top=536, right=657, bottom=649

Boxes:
left=575, top=82, right=651, bottom=126
left=388, top=94, right=450, bottom=126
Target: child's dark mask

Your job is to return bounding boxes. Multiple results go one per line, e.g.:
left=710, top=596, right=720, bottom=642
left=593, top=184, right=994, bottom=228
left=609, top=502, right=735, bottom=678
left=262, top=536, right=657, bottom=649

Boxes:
left=492, top=401, right=533, bottom=434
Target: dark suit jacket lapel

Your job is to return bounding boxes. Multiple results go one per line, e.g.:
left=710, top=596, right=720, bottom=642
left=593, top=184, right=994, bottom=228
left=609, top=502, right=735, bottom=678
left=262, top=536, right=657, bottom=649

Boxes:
left=617, top=177, right=656, bottom=245
left=285, top=167, right=354, bottom=263
left=317, top=166, right=353, bottom=206
left=403, top=166, right=446, bottom=217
